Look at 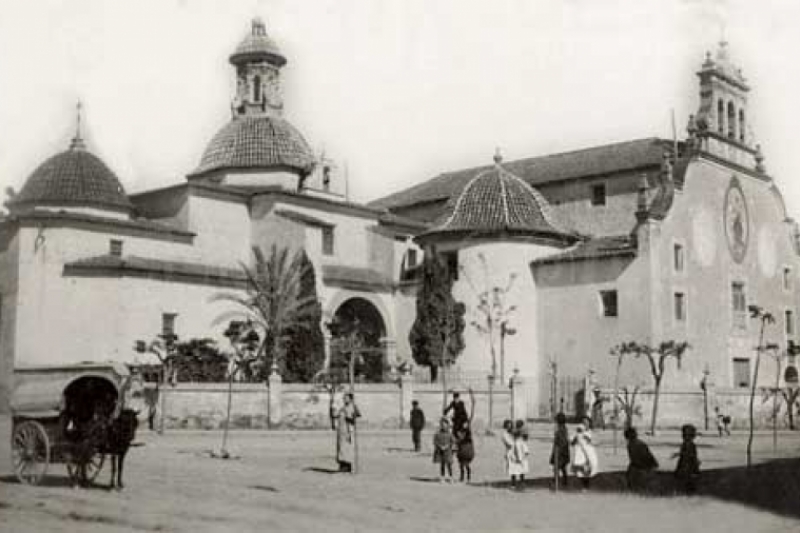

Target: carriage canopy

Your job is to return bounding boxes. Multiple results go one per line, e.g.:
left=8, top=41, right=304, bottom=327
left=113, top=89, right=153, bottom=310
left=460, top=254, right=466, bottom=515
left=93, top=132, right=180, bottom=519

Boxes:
left=10, top=362, right=130, bottom=418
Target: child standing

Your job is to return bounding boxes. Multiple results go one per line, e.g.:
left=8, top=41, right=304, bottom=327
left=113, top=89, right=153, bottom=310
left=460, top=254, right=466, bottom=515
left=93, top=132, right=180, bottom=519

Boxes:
left=455, top=420, right=475, bottom=483
left=674, top=423, right=701, bottom=494
left=549, top=412, right=570, bottom=489
left=570, top=419, right=599, bottom=490
left=715, top=407, right=731, bottom=437
left=410, top=400, right=426, bottom=452
left=433, top=417, right=455, bottom=483
left=508, top=429, right=530, bottom=490
left=501, top=419, right=514, bottom=475
left=625, top=426, right=659, bottom=492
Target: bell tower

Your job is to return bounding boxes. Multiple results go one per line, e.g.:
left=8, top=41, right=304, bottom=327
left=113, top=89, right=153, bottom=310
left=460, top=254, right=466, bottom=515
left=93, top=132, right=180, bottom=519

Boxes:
left=687, top=41, right=763, bottom=172
left=229, top=18, right=286, bottom=118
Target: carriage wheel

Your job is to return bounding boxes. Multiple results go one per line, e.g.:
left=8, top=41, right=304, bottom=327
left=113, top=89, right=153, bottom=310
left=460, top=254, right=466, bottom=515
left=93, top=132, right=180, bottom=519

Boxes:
left=67, top=452, right=105, bottom=484
left=12, top=420, right=50, bottom=485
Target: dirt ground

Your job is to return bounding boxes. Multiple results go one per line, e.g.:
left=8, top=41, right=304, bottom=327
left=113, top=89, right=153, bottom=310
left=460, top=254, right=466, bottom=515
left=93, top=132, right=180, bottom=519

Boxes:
left=1, top=415, right=799, bottom=533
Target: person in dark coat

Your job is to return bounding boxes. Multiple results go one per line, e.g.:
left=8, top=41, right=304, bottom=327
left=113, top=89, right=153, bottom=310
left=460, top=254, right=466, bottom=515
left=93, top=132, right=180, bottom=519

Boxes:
left=455, top=420, right=475, bottom=482
left=673, top=424, right=701, bottom=494
left=444, top=392, right=468, bottom=434
left=549, top=412, right=570, bottom=488
left=433, top=417, right=455, bottom=482
left=625, top=426, right=659, bottom=492
left=410, top=400, right=426, bottom=452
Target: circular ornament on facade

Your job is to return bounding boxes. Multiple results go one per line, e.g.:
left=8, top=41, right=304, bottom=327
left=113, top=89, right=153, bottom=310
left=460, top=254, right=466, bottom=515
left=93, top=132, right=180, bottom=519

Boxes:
left=724, top=176, right=749, bottom=264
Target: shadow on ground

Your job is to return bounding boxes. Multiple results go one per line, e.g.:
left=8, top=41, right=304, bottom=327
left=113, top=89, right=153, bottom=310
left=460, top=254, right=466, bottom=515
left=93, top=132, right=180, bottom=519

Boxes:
left=0, top=474, right=118, bottom=491
left=471, top=458, right=800, bottom=520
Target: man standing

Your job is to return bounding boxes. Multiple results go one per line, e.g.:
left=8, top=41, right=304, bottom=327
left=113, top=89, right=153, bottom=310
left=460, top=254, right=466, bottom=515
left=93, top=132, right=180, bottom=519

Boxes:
left=410, top=400, right=426, bottom=452
left=444, top=392, right=468, bottom=434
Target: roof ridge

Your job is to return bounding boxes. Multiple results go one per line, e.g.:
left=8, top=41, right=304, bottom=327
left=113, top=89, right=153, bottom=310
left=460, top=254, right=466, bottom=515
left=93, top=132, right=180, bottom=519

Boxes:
left=498, top=168, right=511, bottom=228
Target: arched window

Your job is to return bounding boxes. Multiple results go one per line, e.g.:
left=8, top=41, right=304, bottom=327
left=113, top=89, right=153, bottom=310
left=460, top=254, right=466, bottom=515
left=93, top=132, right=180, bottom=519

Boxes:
left=727, top=101, right=736, bottom=139
left=717, top=99, right=725, bottom=134
left=253, top=75, right=262, bottom=103
left=739, top=109, right=745, bottom=143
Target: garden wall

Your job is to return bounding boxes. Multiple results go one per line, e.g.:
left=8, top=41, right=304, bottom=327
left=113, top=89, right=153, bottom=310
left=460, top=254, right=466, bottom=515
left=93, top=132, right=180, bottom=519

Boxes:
left=158, top=379, right=513, bottom=431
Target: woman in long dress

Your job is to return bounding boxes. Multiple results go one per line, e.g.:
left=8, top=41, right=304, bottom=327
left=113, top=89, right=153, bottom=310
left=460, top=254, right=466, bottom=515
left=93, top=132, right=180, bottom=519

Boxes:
left=571, top=418, right=599, bottom=490
left=336, top=393, right=360, bottom=472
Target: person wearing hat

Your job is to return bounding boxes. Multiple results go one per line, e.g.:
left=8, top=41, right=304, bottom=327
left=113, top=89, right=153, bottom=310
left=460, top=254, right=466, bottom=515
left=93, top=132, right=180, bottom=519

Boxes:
left=410, top=400, right=426, bottom=452
left=673, top=423, right=701, bottom=494
left=444, top=392, right=468, bottom=435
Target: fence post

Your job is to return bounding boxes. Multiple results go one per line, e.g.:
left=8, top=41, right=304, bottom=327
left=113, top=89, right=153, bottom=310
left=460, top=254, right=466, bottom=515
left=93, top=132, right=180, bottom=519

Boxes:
left=268, top=365, right=283, bottom=427
left=510, top=368, right=526, bottom=423
left=399, top=368, right=414, bottom=429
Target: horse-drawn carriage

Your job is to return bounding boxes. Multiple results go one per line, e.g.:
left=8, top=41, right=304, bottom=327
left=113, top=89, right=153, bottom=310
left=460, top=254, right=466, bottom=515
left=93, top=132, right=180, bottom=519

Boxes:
left=10, top=362, right=138, bottom=486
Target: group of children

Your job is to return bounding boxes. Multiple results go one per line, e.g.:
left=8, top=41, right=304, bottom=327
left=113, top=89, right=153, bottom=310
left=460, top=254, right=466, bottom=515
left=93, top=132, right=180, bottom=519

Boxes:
left=413, top=398, right=702, bottom=494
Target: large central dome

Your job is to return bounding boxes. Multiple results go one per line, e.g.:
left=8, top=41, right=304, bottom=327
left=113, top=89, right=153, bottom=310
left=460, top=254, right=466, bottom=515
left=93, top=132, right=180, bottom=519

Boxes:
left=191, top=115, right=316, bottom=178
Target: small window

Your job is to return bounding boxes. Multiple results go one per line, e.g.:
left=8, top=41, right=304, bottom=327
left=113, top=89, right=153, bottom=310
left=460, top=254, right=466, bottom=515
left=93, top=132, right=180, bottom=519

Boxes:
left=253, top=74, right=262, bottom=102
left=674, top=292, right=686, bottom=322
left=732, top=282, right=747, bottom=329
left=161, top=313, right=177, bottom=341
left=407, top=249, right=418, bottom=268
left=786, top=310, right=795, bottom=337
left=783, top=267, right=792, bottom=291
left=673, top=243, right=684, bottom=272
left=600, top=290, right=618, bottom=317
left=109, top=239, right=123, bottom=257
left=591, top=184, right=606, bottom=206
left=733, top=358, right=750, bottom=388
left=322, top=227, right=335, bottom=256
left=443, top=252, right=459, bottom=280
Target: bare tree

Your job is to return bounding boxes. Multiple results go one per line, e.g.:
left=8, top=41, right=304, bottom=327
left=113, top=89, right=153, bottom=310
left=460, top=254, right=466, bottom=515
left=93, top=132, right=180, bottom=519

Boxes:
left=747, top=305, right=777, bottom=468
left=465, top=254, right=517, bottom=432
left=611, top=341, right=690, bottom=435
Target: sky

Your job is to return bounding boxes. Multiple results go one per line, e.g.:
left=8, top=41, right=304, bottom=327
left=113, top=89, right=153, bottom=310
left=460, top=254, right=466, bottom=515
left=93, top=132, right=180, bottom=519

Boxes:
left=1, top=0, right=800, bottom=213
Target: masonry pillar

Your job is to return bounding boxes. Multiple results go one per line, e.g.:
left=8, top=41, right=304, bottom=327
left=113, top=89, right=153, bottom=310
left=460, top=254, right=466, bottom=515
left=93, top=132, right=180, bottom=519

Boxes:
left=380, top=337, right=397, bottom=381
left=399, top=368, right=414, bottom=428
left=510, top=368, right=526, bottom=423
left=268, top=364, right=282, bottom=427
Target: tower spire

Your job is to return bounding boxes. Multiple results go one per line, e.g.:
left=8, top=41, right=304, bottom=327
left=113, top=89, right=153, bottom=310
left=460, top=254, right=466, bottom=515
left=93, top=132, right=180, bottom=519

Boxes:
left=69, top=101, right=86, bottom=151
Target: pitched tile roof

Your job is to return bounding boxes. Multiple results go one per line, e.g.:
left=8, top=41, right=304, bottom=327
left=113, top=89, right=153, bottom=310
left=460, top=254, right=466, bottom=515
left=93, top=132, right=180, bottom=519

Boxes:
left=190, top=115, right=316, bottom=177
left=420, top=163, right=578, bottom=243
left=370, top=138, right=674, bottom=211
left=10, top=144, right=133, bottom=213
left=531, top=235, right=637, bottom=266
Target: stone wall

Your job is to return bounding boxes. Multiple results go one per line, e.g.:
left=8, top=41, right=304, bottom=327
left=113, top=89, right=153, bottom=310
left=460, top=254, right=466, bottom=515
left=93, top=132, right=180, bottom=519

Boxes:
left=158, top=379, right=513, bottom=431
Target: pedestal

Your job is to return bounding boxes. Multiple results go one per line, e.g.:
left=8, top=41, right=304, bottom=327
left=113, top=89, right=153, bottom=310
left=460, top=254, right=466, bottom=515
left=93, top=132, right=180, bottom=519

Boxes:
left=268, top=368, right=283, bottom=427
left=399, top=371, right=414, bottom=428
left=509, top=369, right=526, bottom=423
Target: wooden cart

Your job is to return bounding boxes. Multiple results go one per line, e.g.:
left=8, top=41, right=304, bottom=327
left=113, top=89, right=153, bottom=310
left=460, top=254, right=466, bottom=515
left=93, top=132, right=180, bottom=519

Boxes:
left=10, top=362, right=131, bottom=485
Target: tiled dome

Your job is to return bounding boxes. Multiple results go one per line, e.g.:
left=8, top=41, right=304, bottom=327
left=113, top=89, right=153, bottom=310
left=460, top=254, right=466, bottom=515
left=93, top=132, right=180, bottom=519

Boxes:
left=422, top=159, right=576, bottom=243
left=229, top=18, right=286, bottom=67
left=191, top=115, right=316, bottom=177
left=10, top=138, right=132, bottom=213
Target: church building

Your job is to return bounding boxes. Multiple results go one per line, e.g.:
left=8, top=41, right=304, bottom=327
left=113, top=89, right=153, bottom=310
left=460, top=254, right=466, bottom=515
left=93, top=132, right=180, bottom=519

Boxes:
left=1, top=18, right=798, bottom=421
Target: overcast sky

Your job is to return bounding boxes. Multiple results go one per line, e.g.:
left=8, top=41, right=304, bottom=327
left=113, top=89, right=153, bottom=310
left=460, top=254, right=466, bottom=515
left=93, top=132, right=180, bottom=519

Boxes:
left=1, top=0, right=800, bottom=213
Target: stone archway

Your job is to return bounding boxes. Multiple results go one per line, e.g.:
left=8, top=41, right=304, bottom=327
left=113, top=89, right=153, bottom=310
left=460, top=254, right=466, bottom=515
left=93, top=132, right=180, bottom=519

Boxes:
left=330, top=297, right=388, bottom=383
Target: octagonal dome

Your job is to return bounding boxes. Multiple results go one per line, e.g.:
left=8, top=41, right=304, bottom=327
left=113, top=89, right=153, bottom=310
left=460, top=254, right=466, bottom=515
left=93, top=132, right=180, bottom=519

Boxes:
left=191, top=115, right=316, bottom=178
left=420, top=159, right=577, bottom=244
left=9, top=139, right=132, bottom=214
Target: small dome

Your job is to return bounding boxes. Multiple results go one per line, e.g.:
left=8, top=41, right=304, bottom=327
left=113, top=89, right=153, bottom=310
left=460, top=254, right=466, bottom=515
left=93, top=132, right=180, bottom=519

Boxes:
left=230, top=18, right=286, bottom=67
left=10, top=140, right=132, bottom=213
left=421, top=162, right=575, bottom=243
left=191, top=115, right=316, bottom=177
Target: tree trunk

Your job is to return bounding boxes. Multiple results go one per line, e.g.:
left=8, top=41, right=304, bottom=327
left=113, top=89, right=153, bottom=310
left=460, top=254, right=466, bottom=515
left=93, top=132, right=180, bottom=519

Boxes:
left=430, top=364, right=438, bottom=383
left=649, top=377, right=662, bottom=436
left=747, top=350, right=763, bottom=468
left=221, top=369, right=233, bottom=454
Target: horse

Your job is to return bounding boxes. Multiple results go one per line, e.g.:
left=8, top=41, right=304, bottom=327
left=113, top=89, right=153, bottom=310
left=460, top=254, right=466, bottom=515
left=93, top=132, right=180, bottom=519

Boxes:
left=102, top=408, right=139, bottom=490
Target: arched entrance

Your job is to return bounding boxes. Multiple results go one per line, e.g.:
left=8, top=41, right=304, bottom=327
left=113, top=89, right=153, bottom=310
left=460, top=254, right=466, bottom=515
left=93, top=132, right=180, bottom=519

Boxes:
left=330, top=297, right=387, bottom=383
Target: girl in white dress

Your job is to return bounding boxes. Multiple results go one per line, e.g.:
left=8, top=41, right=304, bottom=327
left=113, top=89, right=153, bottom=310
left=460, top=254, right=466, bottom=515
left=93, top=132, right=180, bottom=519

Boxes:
left=508, top=429, right=530, bottom=490
left=571, top=419, right=599, bottom=490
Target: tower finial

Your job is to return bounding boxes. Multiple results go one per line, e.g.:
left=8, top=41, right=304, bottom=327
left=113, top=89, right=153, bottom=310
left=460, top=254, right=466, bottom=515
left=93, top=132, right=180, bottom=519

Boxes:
left=70, top=100, right=86, bottom=151
left=493, top=147, right=503, bottom=165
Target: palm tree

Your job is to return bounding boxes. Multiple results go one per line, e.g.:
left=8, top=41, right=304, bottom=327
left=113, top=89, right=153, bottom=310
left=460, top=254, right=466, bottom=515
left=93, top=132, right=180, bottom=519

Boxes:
left=213, top=245, right=321, bottom=377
